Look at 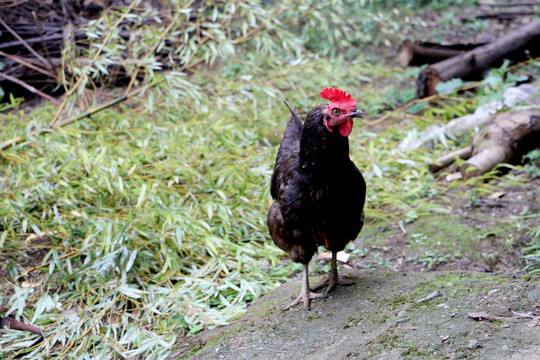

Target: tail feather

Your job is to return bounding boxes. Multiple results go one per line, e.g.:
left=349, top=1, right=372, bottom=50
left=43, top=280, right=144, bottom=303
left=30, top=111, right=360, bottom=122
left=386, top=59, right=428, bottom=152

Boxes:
left=270, top=100, right=303, bottom=199
left=280, top=100, right=303, bottom=149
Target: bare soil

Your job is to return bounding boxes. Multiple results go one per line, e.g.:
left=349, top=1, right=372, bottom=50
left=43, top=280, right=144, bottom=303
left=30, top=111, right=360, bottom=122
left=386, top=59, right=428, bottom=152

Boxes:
left=351, top=175, right=540, bottom=275
left=173, top=271, right=540, bottom=360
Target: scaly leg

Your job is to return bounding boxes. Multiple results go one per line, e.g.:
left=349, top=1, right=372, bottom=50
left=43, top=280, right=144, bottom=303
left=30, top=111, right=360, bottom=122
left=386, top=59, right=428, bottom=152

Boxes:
left=313, top=251, right=354, bottom=295
left=284, top=263, right=324, bottom=311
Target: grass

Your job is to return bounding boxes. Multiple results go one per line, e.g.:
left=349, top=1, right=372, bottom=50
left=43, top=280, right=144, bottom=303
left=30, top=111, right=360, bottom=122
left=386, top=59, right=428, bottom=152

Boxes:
left=521, top=214, right=540, bottom=274
left=0, top=0, right=539, bottom=358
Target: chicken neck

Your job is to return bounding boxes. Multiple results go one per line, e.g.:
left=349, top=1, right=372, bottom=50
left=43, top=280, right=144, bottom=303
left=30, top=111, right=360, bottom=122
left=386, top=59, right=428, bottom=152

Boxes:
left=298, top=105, right=352, bottom=172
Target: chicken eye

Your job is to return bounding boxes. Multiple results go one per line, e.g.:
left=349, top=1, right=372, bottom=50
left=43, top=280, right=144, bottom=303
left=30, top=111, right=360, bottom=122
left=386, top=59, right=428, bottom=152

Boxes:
left=332, top=109, right=340, bottom=116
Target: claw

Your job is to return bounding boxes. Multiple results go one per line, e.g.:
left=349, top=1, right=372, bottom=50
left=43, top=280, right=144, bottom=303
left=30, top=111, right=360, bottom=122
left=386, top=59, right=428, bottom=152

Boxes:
left=313, top=276, right=354, bottom=295
left=313, top=251, right=354, bottom=295
left=283, top=263, right=325, bottom=311
left=284, top=290, right=325, bottom=311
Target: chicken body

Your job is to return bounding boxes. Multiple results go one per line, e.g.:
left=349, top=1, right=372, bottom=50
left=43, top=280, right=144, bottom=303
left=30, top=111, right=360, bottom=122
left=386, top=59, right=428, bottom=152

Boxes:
left=268, top=93, right=366, bottom=310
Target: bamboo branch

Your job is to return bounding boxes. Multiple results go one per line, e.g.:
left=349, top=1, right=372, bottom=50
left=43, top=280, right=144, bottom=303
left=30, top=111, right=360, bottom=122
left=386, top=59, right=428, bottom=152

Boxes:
left=0, top=72, right=61, bottom=105
left=53, top=85, right=148, bottom=129
left=48, top=0, right=138, bottom=128
left=54, top=94, right=128, bottom=128
left=0, top=80, right=162, bottom=152
left=124, top=5, right=187, bottom=95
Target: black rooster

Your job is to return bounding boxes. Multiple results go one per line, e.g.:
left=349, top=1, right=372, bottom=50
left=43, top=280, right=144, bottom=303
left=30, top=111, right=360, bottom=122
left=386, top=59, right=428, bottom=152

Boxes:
left=267, top=88, right=366, bottom=310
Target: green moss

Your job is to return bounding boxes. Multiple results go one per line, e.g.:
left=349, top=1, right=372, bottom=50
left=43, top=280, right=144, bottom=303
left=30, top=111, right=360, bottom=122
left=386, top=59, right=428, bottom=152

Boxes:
left=407, top=214, right=482, bottom=254
left=401, top=341, right=434, bottom=358
left=400, top=213, right=519, bottom=267
left=257, top=307, right=278, bottom=319
left=357, top=208, right=525, bottom=272
left=387, top=293, right=414, bottom=310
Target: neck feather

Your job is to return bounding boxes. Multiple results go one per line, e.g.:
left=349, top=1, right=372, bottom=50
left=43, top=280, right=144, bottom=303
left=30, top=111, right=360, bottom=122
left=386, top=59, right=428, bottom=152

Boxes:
left=299, top=105, right=351, bottom=170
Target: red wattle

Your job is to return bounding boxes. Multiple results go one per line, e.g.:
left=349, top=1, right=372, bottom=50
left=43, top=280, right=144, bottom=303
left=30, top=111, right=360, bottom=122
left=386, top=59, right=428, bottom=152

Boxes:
left=339, top=119, right=353, bottom=137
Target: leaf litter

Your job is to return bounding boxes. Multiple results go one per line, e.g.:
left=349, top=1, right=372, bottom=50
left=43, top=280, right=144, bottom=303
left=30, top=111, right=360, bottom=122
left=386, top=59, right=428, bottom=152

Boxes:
left=468, top=306, right=540, bottom=328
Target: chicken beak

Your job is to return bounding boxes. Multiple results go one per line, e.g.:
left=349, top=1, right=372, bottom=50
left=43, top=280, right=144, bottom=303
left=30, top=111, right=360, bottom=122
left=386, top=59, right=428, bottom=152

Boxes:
left=348, top=109, right=366, bottom=118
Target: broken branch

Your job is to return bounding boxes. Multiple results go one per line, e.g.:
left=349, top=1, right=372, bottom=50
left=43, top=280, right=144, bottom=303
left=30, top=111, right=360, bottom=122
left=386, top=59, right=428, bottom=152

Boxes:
left=0, top=316, right=44, bottom=337
left=429, top=146, right=473, bottom=173
left=0, top=49, right=57, bottom=79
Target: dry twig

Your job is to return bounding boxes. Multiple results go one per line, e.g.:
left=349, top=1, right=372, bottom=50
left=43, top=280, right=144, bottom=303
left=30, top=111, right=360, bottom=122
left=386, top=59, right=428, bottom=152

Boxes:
left=0, top=72, right=60, bottom=105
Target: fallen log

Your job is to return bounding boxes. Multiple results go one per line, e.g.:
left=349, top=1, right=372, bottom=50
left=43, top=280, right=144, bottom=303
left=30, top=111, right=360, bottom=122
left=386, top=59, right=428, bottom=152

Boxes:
left=460, top=11, right=535, bottom=21
left=416, top=18, right=540, bottom=98
left=479, top=1, right=540, bottom=7
left=397, top=40, right=489, bottom=67
left=429, top=109, right=540, bottom=179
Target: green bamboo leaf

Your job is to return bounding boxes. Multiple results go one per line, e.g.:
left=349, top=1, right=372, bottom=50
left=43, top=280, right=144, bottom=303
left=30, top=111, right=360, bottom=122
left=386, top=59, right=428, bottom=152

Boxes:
left=136, top=183, right=147, bottom=209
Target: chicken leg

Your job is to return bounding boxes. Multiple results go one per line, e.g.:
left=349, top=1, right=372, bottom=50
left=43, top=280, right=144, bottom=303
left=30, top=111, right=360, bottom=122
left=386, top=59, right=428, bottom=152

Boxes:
left=284, top=263, right=324, bottom=311
left=313, top=251, right=354, bottom=295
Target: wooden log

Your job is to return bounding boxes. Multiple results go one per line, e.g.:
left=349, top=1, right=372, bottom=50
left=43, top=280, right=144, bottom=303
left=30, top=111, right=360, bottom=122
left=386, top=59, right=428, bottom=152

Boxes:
left=479, top=1, right=540, bottom=7
left=460, top=11, right=535, bottom=21
left=461, top=109, right=540, bottom=179
left=397, top=41, right=486, bottom=67
left=416, top=18, right=540, bottom=98
left=429, top=109, right=540, bottom=178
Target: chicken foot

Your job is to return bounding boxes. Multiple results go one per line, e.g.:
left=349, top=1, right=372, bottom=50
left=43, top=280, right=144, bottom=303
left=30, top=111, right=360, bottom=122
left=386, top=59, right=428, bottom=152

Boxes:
left=284, top=263, right=324, bottom=311
left=313, top=251, right=354, bottom=295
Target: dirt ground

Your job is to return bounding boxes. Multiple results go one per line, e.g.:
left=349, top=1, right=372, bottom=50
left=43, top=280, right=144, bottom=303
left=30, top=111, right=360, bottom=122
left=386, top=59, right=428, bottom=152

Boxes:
left=173, top=171, right=540, bottom=360
left=173, top=271, right=540, bottom=360
left=350, top=174, right=540, bottom=275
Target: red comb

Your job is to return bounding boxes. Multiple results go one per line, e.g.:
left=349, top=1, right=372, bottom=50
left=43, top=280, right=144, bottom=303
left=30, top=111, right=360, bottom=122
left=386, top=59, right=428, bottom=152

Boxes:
left=320, top=87, right=356, bottom=108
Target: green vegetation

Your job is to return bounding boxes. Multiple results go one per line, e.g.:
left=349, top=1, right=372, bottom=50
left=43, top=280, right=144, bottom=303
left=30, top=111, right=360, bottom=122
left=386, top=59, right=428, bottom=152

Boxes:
left=520, top=154, right=540, bottom=274
left=522, top=214, right=540, bottom=274
left=0, top=0, right=538, bottom=359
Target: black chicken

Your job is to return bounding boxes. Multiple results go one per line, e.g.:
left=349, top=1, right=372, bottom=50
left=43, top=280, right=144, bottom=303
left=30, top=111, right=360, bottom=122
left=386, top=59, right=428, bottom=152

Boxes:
left=267, top=88, right=366, bottom=310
